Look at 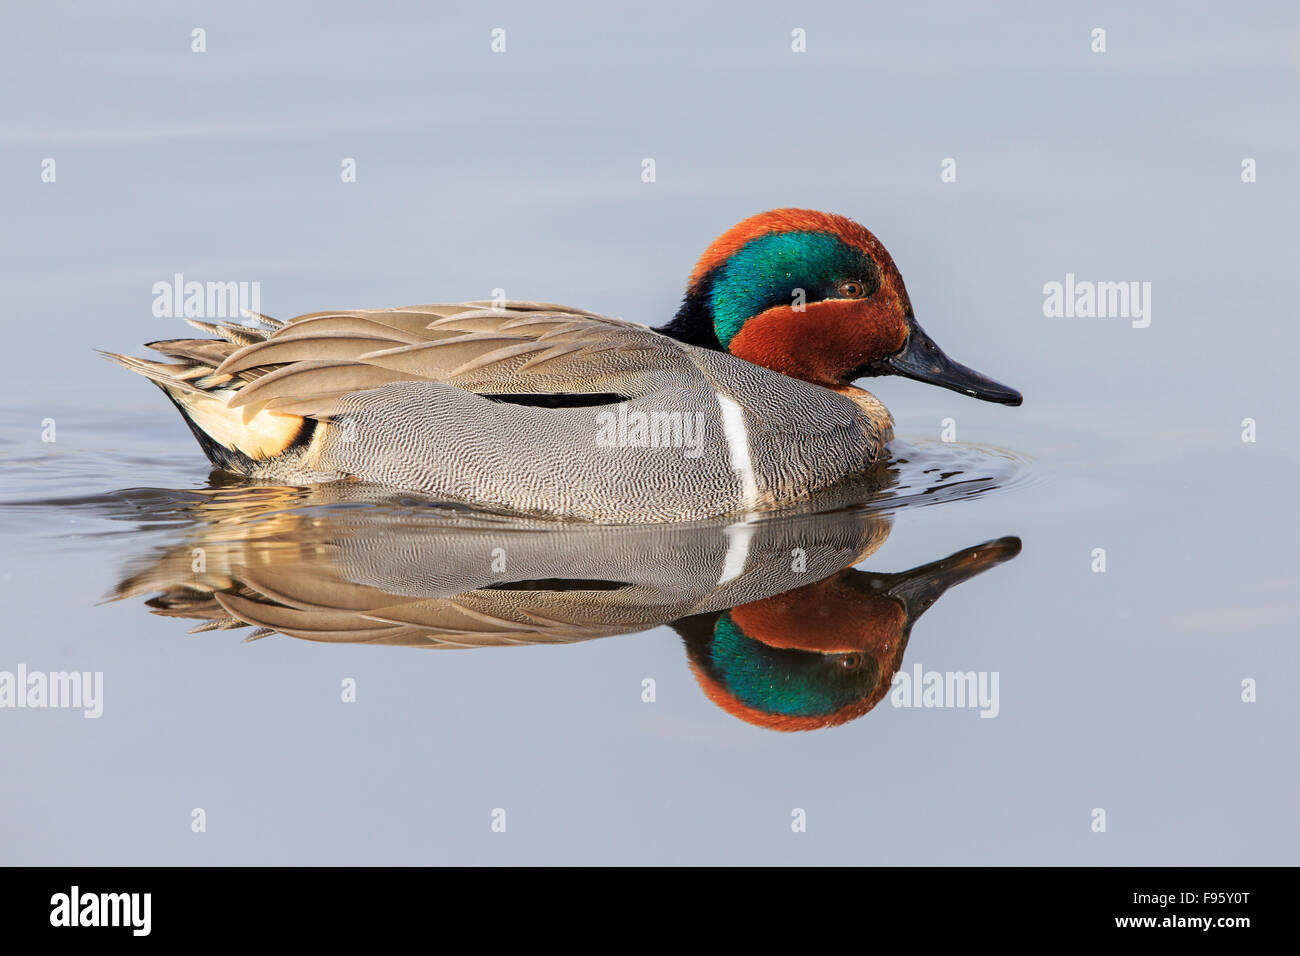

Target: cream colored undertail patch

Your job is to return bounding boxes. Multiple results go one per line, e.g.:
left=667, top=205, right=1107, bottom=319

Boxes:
left=173, top=387, right=305, bottom=459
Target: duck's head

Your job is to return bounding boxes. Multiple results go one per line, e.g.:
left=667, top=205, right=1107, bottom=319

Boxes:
left=677, top=536, right=1021, bottom=731
left=660, top=208, right=1021, bottom=404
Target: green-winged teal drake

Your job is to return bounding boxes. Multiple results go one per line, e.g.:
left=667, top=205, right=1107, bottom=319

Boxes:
left=105, top=209, right=1021, bottom=522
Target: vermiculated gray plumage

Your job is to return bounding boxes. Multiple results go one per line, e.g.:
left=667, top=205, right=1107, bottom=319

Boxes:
left=104, top=302, right=893, bottom=522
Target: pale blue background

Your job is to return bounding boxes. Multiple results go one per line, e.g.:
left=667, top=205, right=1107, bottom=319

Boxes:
left=0, top=1, right=1296, bottom=864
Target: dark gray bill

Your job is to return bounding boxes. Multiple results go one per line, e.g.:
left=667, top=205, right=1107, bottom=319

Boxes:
left=882, top=536, right=1022, bottom=622
left=885, top=319, right=1023, bottom=406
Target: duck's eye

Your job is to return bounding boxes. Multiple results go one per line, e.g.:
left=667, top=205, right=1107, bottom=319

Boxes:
left=838, top=654, right=863, bottom=670
left=837, top=281, right=866, bottom=299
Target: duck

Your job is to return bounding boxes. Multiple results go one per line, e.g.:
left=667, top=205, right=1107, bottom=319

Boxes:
left=104, top=208, right=1021, bottom=523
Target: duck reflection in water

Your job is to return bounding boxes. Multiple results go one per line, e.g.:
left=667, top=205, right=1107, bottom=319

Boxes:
left=109, top=484, right=1019, bottom=732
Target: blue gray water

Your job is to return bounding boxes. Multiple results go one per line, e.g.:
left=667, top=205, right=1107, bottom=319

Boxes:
left=0, top=1, right=1296, bottom=864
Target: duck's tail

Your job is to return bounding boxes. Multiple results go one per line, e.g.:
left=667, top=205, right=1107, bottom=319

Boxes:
left=100, top=312, right=314, bottom=475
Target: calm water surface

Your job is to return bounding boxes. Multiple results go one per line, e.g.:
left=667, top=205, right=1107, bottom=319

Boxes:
left=1, top=402, right=1293, bottom=865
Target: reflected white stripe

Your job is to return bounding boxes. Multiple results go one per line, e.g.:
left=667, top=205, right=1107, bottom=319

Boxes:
left=718, top=519, right=756, bottom=586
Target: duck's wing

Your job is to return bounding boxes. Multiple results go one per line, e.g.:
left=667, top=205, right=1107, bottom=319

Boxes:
left=193, top=301, right=692, bottom=419
left=213, top=584, right=631, bottom=649
left=116, top=544, right=655, bottom=649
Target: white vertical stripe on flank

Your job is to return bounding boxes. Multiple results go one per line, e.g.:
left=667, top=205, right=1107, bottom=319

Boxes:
left=715, top=391, right=760, bottom=509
